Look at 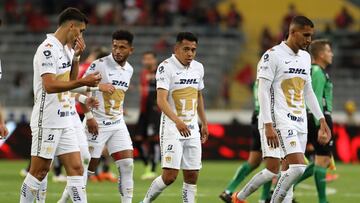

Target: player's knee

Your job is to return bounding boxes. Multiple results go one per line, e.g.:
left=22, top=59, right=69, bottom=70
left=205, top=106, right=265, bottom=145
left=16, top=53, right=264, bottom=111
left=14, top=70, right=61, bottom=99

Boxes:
left=30, top=166, right=50, bottom=181
left=162, top=174, right=177, bottom=185
left=70, top=163, right=84, bottom=176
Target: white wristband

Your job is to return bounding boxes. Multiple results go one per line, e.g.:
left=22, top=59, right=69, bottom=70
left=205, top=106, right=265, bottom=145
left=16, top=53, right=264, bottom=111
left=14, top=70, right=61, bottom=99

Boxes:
left=78, top=94, right=87, bottom=104
left=84, top=111, right=94, bottom=120
left=73, top=55, right=80, bottom=62
left=89, top=86, right=99, bottom=91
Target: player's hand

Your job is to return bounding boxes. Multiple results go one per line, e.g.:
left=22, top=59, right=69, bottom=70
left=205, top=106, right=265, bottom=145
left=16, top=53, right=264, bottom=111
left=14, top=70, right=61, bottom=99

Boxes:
left=318, top=118, right=331, bottom=145
left=200, top=124, right=209, bottom=144
left=81, top=71, right=101, bottom=87
left=74, top=35, right=86, bottom=57
left=175, top=119, right=191, bottom=137
left=87, top=118, right=98, bottom=135
left=99, top=83, right=116, bottom=94
left=85, top=97, right=99, bottom=109
left=0, top=122, right=9, bottom=139
left=265, top=123, right=279, bottom=148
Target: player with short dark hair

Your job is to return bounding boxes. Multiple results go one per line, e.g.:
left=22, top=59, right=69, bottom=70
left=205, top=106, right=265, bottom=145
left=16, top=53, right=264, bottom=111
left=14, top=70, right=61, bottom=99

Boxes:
left=141, top=31, right=208, bottom=203
left=232, top=16, right=331, bottom=203
left=19, top=7, right=101, bottom=203
left=84, top=29, right=135, bottom=203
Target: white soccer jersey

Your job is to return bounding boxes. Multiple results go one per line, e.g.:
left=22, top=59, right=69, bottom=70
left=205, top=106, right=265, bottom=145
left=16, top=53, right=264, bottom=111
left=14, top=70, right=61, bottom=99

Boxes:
left=30, top=34, right=73, bottom=128
left=83, top=54, right=133, bottom=131
left=257, top=41, right=312, bottom=133
left=64, top=45, right=82, bottom=127
left=156, top=54, right=205, bottom=140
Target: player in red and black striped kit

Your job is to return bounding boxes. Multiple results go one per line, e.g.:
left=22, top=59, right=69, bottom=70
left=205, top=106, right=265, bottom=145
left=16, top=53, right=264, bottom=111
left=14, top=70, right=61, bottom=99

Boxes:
left=134, top=51, right=161, bottom=180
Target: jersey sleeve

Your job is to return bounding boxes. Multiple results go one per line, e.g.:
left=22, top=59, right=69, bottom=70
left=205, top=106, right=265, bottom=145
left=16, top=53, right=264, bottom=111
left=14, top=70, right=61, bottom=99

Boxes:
left=37, top=45, right=58, bottom=76
left=256, top=51, right=277, bottom=82
left=156, top=64, right=171, bottom=90
left=82, top=62, right=97, bottom=78
left=311, top=66, right=326, bottom=112
left=198, top=64, right=205, bottom=90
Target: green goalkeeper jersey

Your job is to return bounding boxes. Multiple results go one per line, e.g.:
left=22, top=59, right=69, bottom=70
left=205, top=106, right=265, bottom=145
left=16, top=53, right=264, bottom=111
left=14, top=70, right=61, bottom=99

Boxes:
left=310, top=64, right=333, bottom=124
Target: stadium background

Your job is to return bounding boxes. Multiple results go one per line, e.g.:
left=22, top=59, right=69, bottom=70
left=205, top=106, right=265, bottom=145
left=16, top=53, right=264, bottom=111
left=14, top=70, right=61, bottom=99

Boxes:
left=1, top=0, right=360, bottom=202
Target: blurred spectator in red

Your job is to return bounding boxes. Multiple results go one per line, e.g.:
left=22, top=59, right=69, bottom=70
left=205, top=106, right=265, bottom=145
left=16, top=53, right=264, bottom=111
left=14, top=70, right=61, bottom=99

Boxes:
left=281, top=4, right=298, bottom=38
left=153, top=33, right=171, bottom=53
left=259, top=26, right=276, bottom=56
left=24, top=3, right=49, bottom=32
left=206, top=5, right=221, bottom=27
left=4, top=0, right=20, bottom=24
left=335, top=6, right=354, bottom=30
left=225, top=4, right=243, bottom=28
left=179, top=0, right=193, bottom=16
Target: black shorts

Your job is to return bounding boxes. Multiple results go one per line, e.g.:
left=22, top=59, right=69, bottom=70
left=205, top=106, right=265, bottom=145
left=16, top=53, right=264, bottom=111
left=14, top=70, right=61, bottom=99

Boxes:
left=135, top=110, right=161, bottom=137
left=307, top=113, right=334, bottom=156
left=250, top=112, right=261, bottom=152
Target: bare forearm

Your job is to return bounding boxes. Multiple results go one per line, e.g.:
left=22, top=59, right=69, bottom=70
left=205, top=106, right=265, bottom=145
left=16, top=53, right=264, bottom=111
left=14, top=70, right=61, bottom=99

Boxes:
left=0, top=105, right=4, bottom=123
left=44, top=79, right=84, bottom=94
left=157, top=98, right=180, bottom=123
left=70, top=59, right=80, bottom=81
left=197, top=92, right=207, bottom=125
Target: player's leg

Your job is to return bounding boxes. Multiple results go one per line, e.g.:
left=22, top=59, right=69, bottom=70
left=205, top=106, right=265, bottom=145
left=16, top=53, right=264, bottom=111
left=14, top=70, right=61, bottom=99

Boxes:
left=220, top=119, right=263, bottom=202
left=142, top=119, right=160, bottom=180
left=271, top=130, right=306, bottom=203
left=57, top=127, right=87, bottom=203
left=142, top=138, right=182, bottom=203
left=181, top=138, right=202, bottom=203
left=108, top=126, right=134, bottom=203
left=86, top=129, right=109, bottom=180
left=20, top=127, right=60, bottom=203
left=58, top=126, right=91, bottom=203
left=313, top=114, right=334, bottom=203
left=134, top=112, right=148, bottom=168
left=233, top=128, right=280, bottom=202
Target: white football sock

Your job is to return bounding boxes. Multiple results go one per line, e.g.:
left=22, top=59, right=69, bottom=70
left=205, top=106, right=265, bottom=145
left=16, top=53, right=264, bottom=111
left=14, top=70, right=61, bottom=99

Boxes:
left=115, top=158, right=134, bottom=203
left=67, top=176, right=87, bottom=203
left=237, top=168, right=277, bottom=200
left=143, top=176, right=167, bottom=203
left=271, top=164, right=306, bottom=203
left=182, top=182, right=197, bottom=203
left=36, top=174, right=48, bottom=203
left=20, top=173, right=41, bottom=203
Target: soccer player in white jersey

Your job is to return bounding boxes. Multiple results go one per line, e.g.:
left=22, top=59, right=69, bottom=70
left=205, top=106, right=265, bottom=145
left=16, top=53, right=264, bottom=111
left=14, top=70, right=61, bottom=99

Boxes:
left=20, top=8, right=102, bottom=203
left=83, top=30, right=135, bottom=203
left=232, top=16, right=331, bottom=203
left=141, top=32, right=209, bottom=203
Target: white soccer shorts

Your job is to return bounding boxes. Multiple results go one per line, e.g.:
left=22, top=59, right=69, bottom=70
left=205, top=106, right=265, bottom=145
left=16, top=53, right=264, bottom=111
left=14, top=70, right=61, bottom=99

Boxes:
left=161, top=137, right=202, bottom=170
left=260, top=128, right=307, bottom=158
left=86, top=122, right=133, bottom=158
left=31, top=127, right=80, bottom=159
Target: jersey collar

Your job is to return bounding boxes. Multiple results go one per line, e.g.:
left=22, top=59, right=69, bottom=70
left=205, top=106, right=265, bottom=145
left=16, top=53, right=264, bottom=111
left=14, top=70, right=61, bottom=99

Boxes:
left=110, top=53, right=128, bottom=70
left=46, top=34, right=64, bottom=50
left=171, top=54, right=191, bottom=69
left=280, top=41, right=298, bottom=56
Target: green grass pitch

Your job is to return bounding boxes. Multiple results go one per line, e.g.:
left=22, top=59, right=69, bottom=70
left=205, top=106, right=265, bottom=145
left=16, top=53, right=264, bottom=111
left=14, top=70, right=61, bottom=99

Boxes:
left=1, top=160, right=360, bottom=202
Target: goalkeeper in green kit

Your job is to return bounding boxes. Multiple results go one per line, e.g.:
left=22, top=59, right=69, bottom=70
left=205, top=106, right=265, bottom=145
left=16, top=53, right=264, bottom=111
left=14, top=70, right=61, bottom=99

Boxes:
left=294, top=39, right=335, bottom=203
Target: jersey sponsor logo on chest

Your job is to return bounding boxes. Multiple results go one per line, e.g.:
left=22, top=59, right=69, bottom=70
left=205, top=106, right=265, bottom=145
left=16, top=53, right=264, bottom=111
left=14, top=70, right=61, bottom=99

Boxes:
left=175, top=78, right=199, bottom=85
left=284, top=68, right=307, bottom=75
left=112, top=80, right=128, bottom=87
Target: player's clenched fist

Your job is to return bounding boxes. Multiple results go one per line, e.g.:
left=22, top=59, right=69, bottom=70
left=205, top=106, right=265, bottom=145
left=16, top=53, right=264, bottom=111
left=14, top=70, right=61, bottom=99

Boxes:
left=81, top=71, right=102, bottom=86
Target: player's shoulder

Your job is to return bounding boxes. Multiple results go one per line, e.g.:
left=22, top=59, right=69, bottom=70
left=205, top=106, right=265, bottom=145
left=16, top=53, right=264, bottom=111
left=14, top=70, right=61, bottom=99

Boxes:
left=191, top=59, right=204, bottom=69
left=37, top=38, right=58, bottom=57
left=299, top=49, right=311, bottom=60
left=124, top=61, right=134, bottom=73
left=260, top=46, right=279, bottom=63
left=158, top=58, right=174, bottom=73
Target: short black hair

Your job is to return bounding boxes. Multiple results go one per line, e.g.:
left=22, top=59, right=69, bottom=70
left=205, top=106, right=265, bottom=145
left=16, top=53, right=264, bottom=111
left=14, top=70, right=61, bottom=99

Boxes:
left=143, top=51, right=157, bottom=57
left=58, top=7, right=88, bottom=26
left=290, top=16, right=314, bottom=28
left=176, top=32, right=198, bottom=44
left=112, top=30, right=134, bottom=45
